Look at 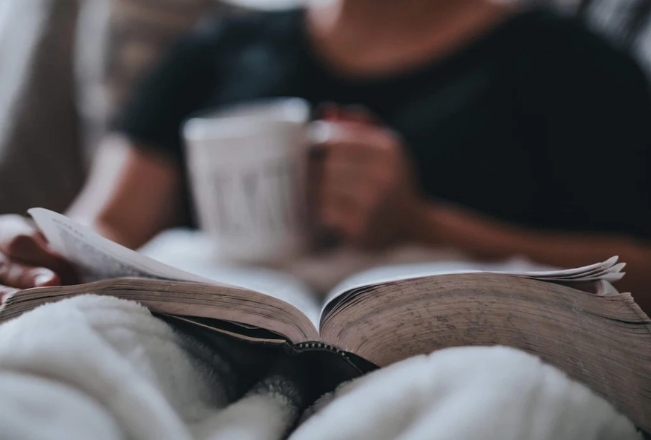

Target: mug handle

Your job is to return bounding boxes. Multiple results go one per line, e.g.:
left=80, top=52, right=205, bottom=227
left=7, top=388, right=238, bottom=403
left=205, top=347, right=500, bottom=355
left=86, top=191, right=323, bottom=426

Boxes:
left=307, top=120, right=339, bottom=150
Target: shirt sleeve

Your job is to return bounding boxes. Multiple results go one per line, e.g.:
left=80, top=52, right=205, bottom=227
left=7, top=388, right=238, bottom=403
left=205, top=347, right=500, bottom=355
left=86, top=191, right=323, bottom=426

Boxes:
left=525, top=20, right=651, bottom=239
left=112, top=27, right=222, bottom=160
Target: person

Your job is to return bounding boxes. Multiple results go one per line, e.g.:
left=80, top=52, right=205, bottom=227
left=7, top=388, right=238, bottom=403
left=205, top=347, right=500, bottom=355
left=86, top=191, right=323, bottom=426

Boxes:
left=1, top=0, right=651, bottom=311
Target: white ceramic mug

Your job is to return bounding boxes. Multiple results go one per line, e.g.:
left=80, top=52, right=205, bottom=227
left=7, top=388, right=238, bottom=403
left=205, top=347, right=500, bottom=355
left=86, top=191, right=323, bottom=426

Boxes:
left=183, top=98, right=315, bottom=264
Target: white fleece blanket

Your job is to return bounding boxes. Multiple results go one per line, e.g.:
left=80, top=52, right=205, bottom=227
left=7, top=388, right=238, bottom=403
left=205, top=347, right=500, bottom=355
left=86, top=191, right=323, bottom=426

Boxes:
left=0, top=295, right=642, bottom=440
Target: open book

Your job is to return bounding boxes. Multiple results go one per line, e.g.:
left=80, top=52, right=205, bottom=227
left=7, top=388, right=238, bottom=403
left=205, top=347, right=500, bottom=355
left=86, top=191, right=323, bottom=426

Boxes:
left=1, top=208, right=651, bottom=432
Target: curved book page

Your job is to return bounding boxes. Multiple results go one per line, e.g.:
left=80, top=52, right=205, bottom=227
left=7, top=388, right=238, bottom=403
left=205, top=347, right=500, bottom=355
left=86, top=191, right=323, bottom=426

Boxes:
left=323, top=257, right=625, bottom=318
left=30, top=208, right=224, bottom=284
left=29, top=208, right=321, bottom=329
left=319, top=273, right=651, bottom=433
left=0, top=279, right=319, bottom=343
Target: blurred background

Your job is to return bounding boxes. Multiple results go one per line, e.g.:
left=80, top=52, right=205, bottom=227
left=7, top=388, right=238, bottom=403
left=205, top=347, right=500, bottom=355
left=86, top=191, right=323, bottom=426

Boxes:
left=0, top=0, right=650, bottom=216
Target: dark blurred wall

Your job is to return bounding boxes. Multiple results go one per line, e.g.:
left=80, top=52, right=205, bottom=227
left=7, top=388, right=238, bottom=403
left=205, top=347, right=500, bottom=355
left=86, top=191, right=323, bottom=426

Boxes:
left=0, top=0, right=84, bottom=215
left=0, top=0, right=230, bottom=215
left=104, top=0, right=226, bottom=115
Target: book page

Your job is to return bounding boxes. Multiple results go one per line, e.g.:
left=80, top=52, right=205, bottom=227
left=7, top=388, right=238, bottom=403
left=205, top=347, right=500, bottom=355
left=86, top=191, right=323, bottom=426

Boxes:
left=30, top=208, right=220, bottom=284
left=324, top=257, right=624, bottom=310
left=29, top=209, right=321, bottom=327
left=317, top=271, right=651, bottom=432
left=139, top=228, right=321, bottom=326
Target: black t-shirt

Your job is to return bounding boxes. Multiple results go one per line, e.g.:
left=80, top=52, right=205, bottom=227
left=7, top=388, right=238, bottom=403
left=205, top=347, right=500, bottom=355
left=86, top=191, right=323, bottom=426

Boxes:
left=116, top=7, right=651, bottom=238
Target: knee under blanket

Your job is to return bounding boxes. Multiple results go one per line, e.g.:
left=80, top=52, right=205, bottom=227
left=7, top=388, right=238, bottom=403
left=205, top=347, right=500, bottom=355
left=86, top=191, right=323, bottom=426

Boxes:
left=0, top=295, right=642, bottom=440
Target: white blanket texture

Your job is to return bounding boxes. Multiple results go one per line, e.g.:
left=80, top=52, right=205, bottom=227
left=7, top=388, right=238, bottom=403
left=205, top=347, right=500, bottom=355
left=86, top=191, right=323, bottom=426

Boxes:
left=0, top=295, right=642, bottom=440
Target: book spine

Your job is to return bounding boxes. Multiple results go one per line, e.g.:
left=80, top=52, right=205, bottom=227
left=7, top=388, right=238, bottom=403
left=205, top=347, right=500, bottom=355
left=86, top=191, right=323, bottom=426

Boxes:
left=295, top=341, right=352, bottom=361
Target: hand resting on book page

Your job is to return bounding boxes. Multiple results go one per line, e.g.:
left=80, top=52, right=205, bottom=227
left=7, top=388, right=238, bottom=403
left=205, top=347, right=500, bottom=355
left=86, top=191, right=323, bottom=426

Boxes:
left=18, top=209, right=324, bottom=329
left=0, top=215, right=78, bottom=298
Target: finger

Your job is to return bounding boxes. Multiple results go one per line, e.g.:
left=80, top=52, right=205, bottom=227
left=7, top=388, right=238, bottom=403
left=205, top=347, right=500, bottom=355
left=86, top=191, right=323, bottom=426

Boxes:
left=0, top=215, right=52, bottom=263
left=0, top=215, right=48, bottom=250
left=322, top=140, right=381, bottom=164
left=319, top=104, right=378, bottom=126
left=0, top=218, right=78, bottom=284
left=323, top=155, right=393, bottom=189
left=320, top=193, right=366, bottom=241
left=315, top=123, right=397, bottom=160
left=3, top=231, right=56, bottom=264
left=320, top=156, right=379, bottom=205
left=309, top=121, right=349, bottom=152
left=317, top=102, right=342, bottom=122
left=0, top=254, right=61, bottom=289
left=319, top=178, right=375, bottom=240
left=321, top=179, right=378, bottom=215
left=340, top=105, right=377, bottom=125
left=323, top=159, right=364, bottom=188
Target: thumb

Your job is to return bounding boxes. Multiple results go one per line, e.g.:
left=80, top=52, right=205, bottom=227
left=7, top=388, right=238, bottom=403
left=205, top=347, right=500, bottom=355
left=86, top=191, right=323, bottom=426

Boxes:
left=340, top=105, right=377, bottom=125
left=32, top=268, right=61, bottom=287
left=0, top=256, right=61, bottom=289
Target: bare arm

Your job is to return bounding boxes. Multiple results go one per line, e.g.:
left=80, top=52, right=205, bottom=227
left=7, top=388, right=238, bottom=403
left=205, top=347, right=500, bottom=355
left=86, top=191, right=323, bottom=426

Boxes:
left=67, top=136, right=185, bottom=249
left=315, top=108, right=651, bottom=313
left=410, top=202, right=651, bottom=312
left=0, top=136, right=184, bottom=295
left=0, top=24, right=209, bottom=294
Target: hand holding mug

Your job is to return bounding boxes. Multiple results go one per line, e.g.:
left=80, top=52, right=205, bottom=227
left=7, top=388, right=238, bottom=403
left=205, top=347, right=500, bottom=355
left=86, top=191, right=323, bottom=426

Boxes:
left=314, top=106, right=424, bottom=249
